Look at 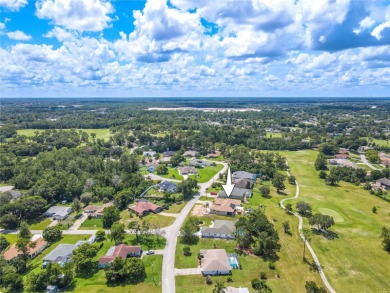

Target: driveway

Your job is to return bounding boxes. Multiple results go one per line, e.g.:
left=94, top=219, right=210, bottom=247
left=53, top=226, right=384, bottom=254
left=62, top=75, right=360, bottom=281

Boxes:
left=174, top=268, right=202, bottom=276
left=161, top=162, right=227, bottom=293
left=68, top=213, right=88, bottom=231
left=360, top=154, right=378, bottom=170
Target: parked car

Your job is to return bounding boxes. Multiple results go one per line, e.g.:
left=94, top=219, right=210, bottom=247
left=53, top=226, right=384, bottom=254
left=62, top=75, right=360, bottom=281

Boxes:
left=146, top=250, right=155, bottom=255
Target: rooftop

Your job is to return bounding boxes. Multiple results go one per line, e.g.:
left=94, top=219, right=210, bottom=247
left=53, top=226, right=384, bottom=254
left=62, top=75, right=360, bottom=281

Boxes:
left=200, top=249, right=231, bottom=272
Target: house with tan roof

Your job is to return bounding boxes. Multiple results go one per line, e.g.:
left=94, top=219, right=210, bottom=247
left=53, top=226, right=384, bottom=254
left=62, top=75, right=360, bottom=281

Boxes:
left=128, top=201, right=163, bottom=216
left=200, top=249, right=231, bottom=275
left=98, top=244, right=142, bottom=268
left=178, top=166, right=198, bottom=175
left=209, top=198, right=241, bottom=216
left=84, top=202, right=113, bottom=218
left=3, top=237, right=47, bottom=262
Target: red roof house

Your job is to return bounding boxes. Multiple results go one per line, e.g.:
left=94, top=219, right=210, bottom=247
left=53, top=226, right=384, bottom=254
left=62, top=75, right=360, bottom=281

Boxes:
left=128, top=201, right=163, bottom=216
left=98, top=244, right=142, bottom=268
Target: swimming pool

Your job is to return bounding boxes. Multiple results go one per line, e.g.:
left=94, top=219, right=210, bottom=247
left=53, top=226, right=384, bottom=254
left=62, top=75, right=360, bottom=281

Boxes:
left=227, top=253, right=240, bottom=269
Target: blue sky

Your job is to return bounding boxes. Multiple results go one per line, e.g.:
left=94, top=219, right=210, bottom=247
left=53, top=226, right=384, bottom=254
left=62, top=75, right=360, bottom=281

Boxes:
left=0, top=0, right=389, bottom=97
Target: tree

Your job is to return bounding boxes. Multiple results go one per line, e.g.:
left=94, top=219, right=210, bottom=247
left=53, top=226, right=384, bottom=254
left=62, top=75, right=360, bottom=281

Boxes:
left=372, top=206, right=377, bottom=214
left=319, top=143, right=338, bottom=155
left=318, top=170, right=327, bottom=179
left=285, top=203, right=293, bottom=213
left=170, top=154, right=185, bottom=167
left=296, top=201, right=312, bottom=217
left=305, top=281, right=327, bottom=293
left=309, top=214, right=335, bottom=232
left=80, top=192, right=92, bottom=206
left=314, top=154, right=328, bottom=171
left=365, top=150, right=380, bottom=163
left=251, top=278, right=272, bottom=293
left=180, top=217, right=199, bottom=245
left=72, top=243, right=99, bottom=277
left=2, top=271, right=24, bottom=293
left=110, top=222, right=125, bottom=245
left=72, top=198, right=82, bottom=214
left=288, top=175, right=296, bottom=185
left=128, top=221, right=142, bottom=242
left=272, top=173, right=286, bottom=193
left=259, top=186, right=270, bottom=198
left=183, top=246, right=191, bottom=256
left=0, top=235, right=10, bottom=252
left=43, top=226, right=62, bottom=243
left=0, top=214, right=19, bottom=229
left=177, top=178, right=198, bottom=197
left=380, top=226, right=390, bottom=252
left=156, top=164, right=168, bottom=174
left=102, top=206, right=120, bottom=229
left=96, top=230, right=106, bottom=242
left=282, top=221, right=290, bottom=234
left=213, top=281, right=226, bottom=293
left=325, top=173, right=340, bottom=186
left=104, top=257, right=146, bottom=285
left=18, top=221, right=31, bottom=240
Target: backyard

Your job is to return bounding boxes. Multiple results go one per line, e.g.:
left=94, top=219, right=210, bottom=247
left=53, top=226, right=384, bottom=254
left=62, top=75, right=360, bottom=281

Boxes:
left=120, top=210, right=176, bottom=228
left=79, top=217, right=103, bottom=230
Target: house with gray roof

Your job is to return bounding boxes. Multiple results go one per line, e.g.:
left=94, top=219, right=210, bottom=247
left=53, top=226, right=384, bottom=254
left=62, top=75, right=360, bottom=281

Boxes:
left=232, top=171, right=256, bottom=182
left=42, top=244, right=77, bottom=267
left=217, top=187, right=251, bottom=200
left=200, top=249, right=231, bottom=276
left=377, top=178, right=390, bottom=189
left=190, top=159, right=211, bottom=168
left=159, top=180, right=177, bottom=193
left=44, top=206, right=72, bottom=220
left=201, top=220, right=236, bottom=239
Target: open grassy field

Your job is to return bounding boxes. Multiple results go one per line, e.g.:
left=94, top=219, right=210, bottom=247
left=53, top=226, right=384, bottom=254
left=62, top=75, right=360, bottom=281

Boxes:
left=17, top=128, right=112, bottom=141
left=79, top=218, right=103, bottom=230
left=277, top=150, right=390, bottom=292
left=164, top=201, right=186, bottom=213
left=1, top=234, right=17, bottom=245
left=159, top=167, right=184, bottom=181
left=28, top=217, right=52, bottom=230
left=120, top=210, right=176, bottom=228
left=189, top=164, right=224, bottom=183
left=266, top=132, right=283, bottom=138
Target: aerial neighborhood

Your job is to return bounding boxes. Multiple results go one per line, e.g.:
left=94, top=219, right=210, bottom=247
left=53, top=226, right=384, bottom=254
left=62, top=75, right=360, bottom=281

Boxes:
left=1, top=99, right=389, bottom=293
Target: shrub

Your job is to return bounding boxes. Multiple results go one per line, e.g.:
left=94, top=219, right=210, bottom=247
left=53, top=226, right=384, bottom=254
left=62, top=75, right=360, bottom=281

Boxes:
left=260, top=272, right=267, bottom=279
left=268, top=262, right=276, bottom=270
left=206, top=275, right=213, bottom=285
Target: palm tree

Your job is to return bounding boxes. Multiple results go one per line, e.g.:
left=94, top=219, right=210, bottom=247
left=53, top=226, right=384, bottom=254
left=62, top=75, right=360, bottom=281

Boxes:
left=213, top=281, right=226, bottom=293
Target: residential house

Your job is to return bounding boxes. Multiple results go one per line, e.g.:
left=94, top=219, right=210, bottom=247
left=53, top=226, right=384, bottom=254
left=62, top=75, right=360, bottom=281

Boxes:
left=143, top=150, right=156, bottom=157
left=128, top=201, right=163, bottom=216
left=233, top=178, right=253, bottom=189
left=377, top=178, right=390, bottom=190
left=190, top=159, right=211, bottom=168
left=84, top=202, right=113, bottom=218
left=4, top=238, right=47, bottom=262
left=209, top=198, right=241, bottom=216
left=147, top=164, right=157, bottom=173
left=183, top=150, right=199, bottom=157
left=162, top=151, right=175, bottom=157
left=328, top=159, right=358, bottom=169
left=217, top=187, right=251, bottom=201
left=201, top=220, right=236, bottom=239
left=44, top=206, right=72, bottom=220
left=200, top=249, right=231, bottom=276
left=379, top=152, right=390, bottom=166
left=232, top=171, right=256, bottom=182
left=178, top=166, right=198, bottom=175
left=158, top=180, right=177, bottom=193
left=98, top=244, right=142, bottom=268
left=205, top=151, right=221, bottom=159
left=42, top=244, right=78, bottom=267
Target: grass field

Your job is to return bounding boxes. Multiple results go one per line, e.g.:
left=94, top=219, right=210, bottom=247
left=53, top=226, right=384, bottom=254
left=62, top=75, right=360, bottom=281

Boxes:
left=189, top=164, right=224, bottom=183
left=1, top=234, right=17, bottom=246
left=79, top=218, right=103, bottom=230
left=266, top=132, right=283, bottom=138
left=159, top=167, right=184, bottom=181
left=164, top=202, right=186, bottom=213
left=28, top=217, right=52, bottom=230
left=17, top=128, right=112, bottom=141
left=120, top=210, right=176, bottom=228
left=277, top=150, right=390, bottom=292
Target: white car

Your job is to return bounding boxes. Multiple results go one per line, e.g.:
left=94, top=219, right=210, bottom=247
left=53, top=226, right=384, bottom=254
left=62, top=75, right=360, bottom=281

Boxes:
left=146, top=250, right=155, bottom=255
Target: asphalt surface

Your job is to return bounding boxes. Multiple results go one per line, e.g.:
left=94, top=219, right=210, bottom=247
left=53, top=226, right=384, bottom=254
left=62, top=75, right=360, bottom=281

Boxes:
left=161, top=162, right=227, bottom=293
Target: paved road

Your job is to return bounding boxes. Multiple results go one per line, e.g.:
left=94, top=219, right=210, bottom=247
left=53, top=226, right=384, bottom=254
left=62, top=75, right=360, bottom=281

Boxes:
left=161, top=162, right=228, bottom=293
left=360, top=154, right=378, bottom=170
left=280, top=164, right=337, bottom=293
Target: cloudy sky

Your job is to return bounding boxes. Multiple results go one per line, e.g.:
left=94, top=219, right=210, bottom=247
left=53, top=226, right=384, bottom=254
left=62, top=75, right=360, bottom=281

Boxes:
left=0, top=0, right=389, bottom=98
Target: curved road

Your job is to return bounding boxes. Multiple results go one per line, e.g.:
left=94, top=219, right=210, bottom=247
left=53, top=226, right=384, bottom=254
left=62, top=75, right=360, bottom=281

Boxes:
left=280, top=164, right=337, bottom=293
left=161, top=162, right=228, bottom=293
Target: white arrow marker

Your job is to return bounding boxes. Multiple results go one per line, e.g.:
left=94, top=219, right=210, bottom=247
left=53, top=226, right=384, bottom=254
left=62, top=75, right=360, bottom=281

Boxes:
left=222, top=166, right=235, bottom=197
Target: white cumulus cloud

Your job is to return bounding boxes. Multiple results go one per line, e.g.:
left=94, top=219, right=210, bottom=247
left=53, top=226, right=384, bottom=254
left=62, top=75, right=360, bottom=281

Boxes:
left=7, top=30, right=32, bottom=40
left=0, top=0, right=27, bottom=11
left=36, top=0, right=114, bottom=32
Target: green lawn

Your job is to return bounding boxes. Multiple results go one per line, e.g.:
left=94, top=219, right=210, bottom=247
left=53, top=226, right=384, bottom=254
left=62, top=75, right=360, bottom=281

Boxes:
left=29, top=218, right=52, bottom=230
left=159, top=167, right=184, bottom=181
left=164, top=202, right=186, bottom=213
left=189, top=164, right=224, bottom=183
left=277, top=150, right=390, bottom=293
left=266, top=132, right=283, bottom=138
left=79, top=218, right=103, bottom=230
left=120, top=210, right=176, bottom=228
left=1, top=234, right=17, bottom=245
left=17, top=128, right=112, bottom=141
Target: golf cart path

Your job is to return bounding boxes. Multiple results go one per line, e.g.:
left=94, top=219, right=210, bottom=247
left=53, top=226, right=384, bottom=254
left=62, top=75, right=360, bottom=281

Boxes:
left=279, top=163, right=337, bottom=293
